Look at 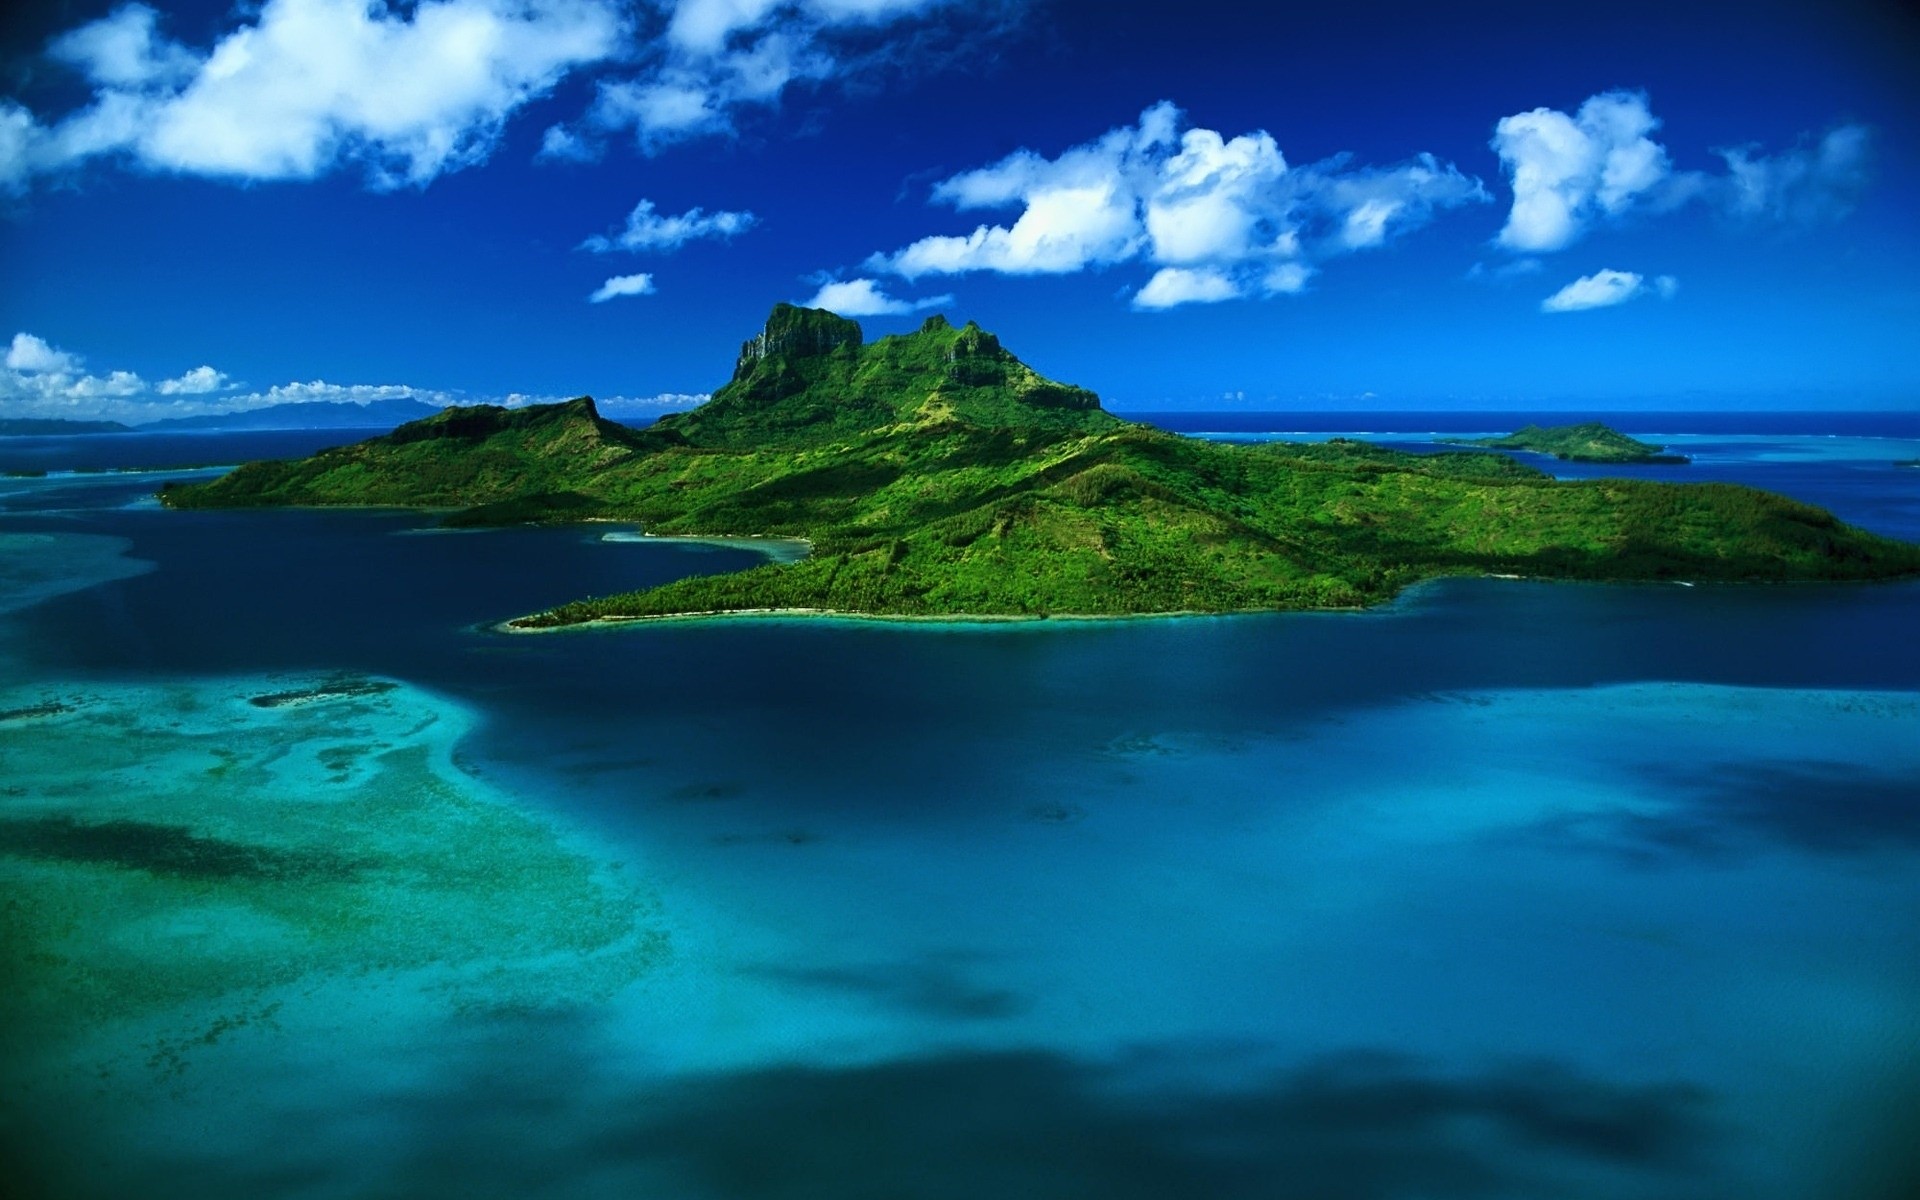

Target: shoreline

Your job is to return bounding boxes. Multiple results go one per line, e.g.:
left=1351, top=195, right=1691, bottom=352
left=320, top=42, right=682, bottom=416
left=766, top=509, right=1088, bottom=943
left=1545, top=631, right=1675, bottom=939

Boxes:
left=493, top=602, right=1379, bottom=636
left=598, top=530, right=814, bottom=564
left=488, top=571, right=1920, bottom=635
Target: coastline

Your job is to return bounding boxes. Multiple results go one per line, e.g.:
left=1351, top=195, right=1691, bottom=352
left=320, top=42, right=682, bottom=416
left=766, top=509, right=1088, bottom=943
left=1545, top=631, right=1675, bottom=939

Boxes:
left=488, top=571, right=1920, bottom=635
left=598, top=529, right=814, bottom=564
left=492, top=600, right=1383, bottom=635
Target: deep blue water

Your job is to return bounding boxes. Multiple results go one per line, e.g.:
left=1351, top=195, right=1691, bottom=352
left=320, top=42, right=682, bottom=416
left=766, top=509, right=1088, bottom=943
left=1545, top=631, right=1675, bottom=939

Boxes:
left=0, top=427, right=390, bottom=475
left=1123, top=409, right=1920, bottom=437
left=3, top=422, right=1918, bottom=1199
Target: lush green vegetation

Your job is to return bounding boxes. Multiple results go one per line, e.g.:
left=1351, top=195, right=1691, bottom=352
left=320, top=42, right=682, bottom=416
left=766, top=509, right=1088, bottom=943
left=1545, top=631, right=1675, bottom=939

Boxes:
left=162, top=305, right=1920, bottom=626
left=1448, top=422, right=1691, bottom=464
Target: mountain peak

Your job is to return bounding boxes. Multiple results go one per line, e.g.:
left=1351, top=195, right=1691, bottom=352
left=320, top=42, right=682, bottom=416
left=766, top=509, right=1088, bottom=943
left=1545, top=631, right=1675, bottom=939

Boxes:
left=735, top=304, right=863, bottom=377
left=649, top=303, right=1114, bottom=449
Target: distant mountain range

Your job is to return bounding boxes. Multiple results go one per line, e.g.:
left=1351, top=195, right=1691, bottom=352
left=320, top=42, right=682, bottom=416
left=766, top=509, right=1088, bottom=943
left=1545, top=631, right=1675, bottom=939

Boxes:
left=0, top=398, right=444, bottom=436
left=0, top=418, right=134, bottom=435
left=144, top=397, right=445, bottom=432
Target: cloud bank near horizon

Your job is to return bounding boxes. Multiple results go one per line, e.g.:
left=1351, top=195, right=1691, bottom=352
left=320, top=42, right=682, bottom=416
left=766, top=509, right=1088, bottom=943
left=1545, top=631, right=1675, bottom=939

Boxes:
left=0, top=330, right=706, bottom=424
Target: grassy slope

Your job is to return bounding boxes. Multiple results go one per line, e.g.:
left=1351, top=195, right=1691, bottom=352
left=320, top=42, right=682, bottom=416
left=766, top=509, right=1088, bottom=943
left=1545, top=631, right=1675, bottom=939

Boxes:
left=162, top=308, right=1920, bottom=625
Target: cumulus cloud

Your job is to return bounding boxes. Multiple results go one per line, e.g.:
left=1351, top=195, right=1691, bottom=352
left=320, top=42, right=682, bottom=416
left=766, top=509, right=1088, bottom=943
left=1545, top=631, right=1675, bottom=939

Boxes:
left=155, top=365, right=230, bottom=394
left=5, top=0, right=625, bottom=189
left=1132, top=267, right=1240, bottom=310
left=1493, top=91, right=1875, bottom=252
left=6, top=332, right=81, bottom=373
left=588, top=272, right=657, bottom=302
left=1539, top=268, right=1677, bottom=313
left=7, top=1, right=1015, bottom=189
left=47, top=4, right=197, bottom=90
left=0, top=330, right=477, bottom=422
left=551, top=0, right=1003, bottom=155
left=594, top=391, right=710, bottom=417
left=581, top=198, right=757, bottom=253
left=1492, top=90, right=1676, bottom=253
left=244, top=380, right=453, bottom=406
left=865, top=102, right=1485, bottom=310
left=0, top=332, right=714, bottom=424
left=803, top=277, right=950, bottom=315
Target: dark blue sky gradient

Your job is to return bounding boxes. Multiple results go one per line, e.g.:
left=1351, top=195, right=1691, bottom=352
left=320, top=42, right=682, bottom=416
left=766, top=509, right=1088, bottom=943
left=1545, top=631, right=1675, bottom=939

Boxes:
left=2, top=0, right=1916, bottom=412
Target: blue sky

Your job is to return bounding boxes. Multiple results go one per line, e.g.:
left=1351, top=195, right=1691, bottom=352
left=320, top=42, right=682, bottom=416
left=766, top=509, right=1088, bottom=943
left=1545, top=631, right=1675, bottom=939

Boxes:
left=1, top=0, right=1916, bottom=421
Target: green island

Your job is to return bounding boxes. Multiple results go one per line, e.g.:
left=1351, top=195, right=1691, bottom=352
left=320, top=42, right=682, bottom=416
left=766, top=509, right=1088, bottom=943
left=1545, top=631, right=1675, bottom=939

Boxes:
left=160, top=304, right=1920, bottom=626
left=1443, top=422, right=1691, bottom=464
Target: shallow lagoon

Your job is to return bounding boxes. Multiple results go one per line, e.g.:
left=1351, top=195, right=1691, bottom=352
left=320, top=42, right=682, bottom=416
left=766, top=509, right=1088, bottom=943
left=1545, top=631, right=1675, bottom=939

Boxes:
left=2, top=429, right=1917, bottom=1198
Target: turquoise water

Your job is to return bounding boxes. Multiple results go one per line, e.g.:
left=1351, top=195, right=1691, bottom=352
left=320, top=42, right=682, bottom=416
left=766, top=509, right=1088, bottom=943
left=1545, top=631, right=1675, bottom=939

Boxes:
left=3, top=429, right=1918, bottom=1198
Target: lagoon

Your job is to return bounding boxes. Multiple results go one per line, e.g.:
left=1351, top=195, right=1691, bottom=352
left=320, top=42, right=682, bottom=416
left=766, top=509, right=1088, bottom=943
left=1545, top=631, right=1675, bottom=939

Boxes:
left=3, top=421, right=1917, bottom=1198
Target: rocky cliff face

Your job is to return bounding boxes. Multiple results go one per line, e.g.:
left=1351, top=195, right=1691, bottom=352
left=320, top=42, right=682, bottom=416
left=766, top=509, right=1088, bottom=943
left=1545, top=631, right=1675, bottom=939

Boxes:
left=735, top=303, right=862, bottom=375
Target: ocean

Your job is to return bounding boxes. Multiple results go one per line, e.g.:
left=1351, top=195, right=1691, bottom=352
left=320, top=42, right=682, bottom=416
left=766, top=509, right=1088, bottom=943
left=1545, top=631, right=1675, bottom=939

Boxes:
left=2, top=414, right=1917, bottom=1199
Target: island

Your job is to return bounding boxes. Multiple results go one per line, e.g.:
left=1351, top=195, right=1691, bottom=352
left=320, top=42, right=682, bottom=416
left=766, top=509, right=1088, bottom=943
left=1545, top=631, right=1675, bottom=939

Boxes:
left=1443, top=422, right=1691, bottom=464
left=160, top=304, right=1920, bottom=627
left=0, top=418, right=133, bottom=436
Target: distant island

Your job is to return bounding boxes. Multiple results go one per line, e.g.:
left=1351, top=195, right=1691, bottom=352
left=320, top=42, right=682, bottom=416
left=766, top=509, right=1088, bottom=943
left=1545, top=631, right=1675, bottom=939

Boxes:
left=140, top=397, right=444, bottom=433
left=0, top=399, right=444, bottom=438
left=161, top=304, right=1920, bottom=627
left=1444, top=422, right=1691, bottom=464
left=0, top=418, right=133, bottom=436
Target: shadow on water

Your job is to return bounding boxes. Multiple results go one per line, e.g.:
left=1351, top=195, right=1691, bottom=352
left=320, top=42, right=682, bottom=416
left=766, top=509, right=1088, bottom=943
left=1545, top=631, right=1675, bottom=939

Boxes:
left=1515, top=758, right=1920, bottom=865
left=742, top=957, right=1032, bottom=1021
left=20, top=1008, right=1730, bottom=1200
left=0, top=816, right=362, bottom=882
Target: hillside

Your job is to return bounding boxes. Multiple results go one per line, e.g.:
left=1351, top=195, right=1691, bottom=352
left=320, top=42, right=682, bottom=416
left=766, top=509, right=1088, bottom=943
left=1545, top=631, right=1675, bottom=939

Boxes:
left=160, top=306, right=1920, bottom=626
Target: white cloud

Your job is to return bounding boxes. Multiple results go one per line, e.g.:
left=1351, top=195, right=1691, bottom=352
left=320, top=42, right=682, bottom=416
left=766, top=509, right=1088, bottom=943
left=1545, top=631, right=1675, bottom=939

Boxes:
left=0, top=333, right=465, bottom=422
left=1492, top=90, right=1673, bottom=253
left=6, top=332, right=81, bottom=373
left=8, top=0, right=626, bottom=189
left=1719, top=125, right=1871, bottom=223
left=47, top=4, right=196, bottom=90
left=0, top=103, right=35, bottom=195
left=1, top=331, right=243, bottom=419
left=1492, top=92, right=1872, bottom=252
left=155, top=365, right=230, bottom=394
left=595, top=391, right=710, bottom=417
left=588, top=272, right=657, bottom=302
left=0, top=332, right=711, bottom=424
left=1133, top=267, right=1240, bottom=310
left=581, top=198, right=757, bottom=253
left=1653, top=274, right=1679, bottom=299
left=863, top=102, right=1483, bottom=310
left=559, top=0, right=990, bottom=154
left=535, top=123, right=598, bottom=162
left=11, top=1, right=1014, bottom=189
left=1466, top=257, right=1543, bottom=282
left=1261, top=262, right=1314, bottom=295
left=248, top=380, right=450, bottom=405
left=803, top=277, right=950, bottom=316
left=881, top=179, right=1144, bottom=278
left=1540, top=268, right=1660, bottom=313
